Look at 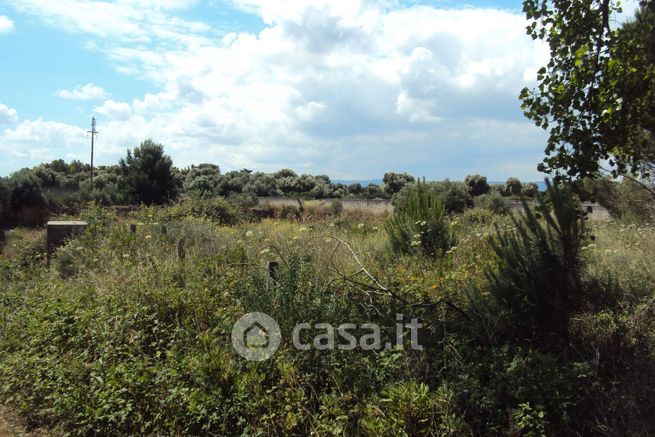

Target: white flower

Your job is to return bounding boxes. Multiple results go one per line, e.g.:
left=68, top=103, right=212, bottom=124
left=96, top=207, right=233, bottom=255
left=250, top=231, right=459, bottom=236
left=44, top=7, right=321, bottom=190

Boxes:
left=245, top=230, right=254, bottom=238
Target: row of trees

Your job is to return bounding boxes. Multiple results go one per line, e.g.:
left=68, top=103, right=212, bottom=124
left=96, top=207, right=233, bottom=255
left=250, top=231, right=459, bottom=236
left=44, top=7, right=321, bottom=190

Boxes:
left=0, top=140, right=539, bottom=223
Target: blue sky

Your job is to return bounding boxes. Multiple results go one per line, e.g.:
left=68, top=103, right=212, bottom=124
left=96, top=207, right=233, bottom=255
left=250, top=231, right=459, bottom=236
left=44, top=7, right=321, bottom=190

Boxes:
left=0, top=0, right=639, bottom=180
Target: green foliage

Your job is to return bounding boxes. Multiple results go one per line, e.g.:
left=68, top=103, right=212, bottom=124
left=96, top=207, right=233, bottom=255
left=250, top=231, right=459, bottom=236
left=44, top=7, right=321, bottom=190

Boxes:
left=386, top=179, right=455, bottom=257
left=486, top=180, right=588, bottom=346
left=511, top=403, right=547, bottom=437
left=474, top=191, right=510, bottom=215
left=182, top=163, right=221, bottom=199
left=464, top=174, right=490, bottom=196
left=583, top=176, right=654, bottom=222
left=119, top=140, right=178, bottom=205
left=0, top=186, right=654, bottom=435
left=504, top=177, right=522, bottom=197
left=382, top=172, right=415, bottom=195
left=520, top=0, right=655, bottom=180
left=162, top=198, right=242, bottom=225
left=0, top=178, right=9, bottom=222
left=522, top=182, right=539, bottom=198
left=361, top=382, right=468, bottom=435
left=394, top=180, right=473, bottom=214
left=7, top=168, right=46, bottom=209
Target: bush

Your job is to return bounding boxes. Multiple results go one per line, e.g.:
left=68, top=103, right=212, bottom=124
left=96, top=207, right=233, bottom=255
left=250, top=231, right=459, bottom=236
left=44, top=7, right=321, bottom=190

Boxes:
left=465, top=174, right=491, bottom=196
left=7, top=169, right=46, bottom=209
left=504, top=177, right=523, bottom=197
left=461, top=208, right=495, bottom=225
left=119, top=140, right=178, bottom=205
left=522, top=182, right=540, bottom=198
left=383, top=172, right=415, bottom=195
left=0, top=178, right=9, bottom=223
left=486, top=180, right=588, bottom=347
left=584, top=176, right=654, bottom=222
left=475, top=192, right=510, bottom=215
left=182, top=163, right=221, bottom=199
left=162, top=198, right=241, bottom=225
left=394, top=180, right=473, bottom=214
left=226, top=191, right=258, bottom=208
left=386, top=179, right=455, bottom=257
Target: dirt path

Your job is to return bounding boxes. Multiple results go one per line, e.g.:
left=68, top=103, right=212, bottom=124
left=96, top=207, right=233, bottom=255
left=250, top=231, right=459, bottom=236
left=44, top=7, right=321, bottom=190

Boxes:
left=0, top=407, right=51, bottom=437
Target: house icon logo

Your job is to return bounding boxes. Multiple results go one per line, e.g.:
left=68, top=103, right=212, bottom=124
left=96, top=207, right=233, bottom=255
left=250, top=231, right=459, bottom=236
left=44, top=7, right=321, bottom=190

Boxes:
left=232, top=312, right=281, bottom=361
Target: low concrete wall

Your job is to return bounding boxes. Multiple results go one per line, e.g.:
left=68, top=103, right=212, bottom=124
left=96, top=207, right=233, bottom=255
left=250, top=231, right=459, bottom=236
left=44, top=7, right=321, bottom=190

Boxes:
left=46, top=221, right=88, bottom=254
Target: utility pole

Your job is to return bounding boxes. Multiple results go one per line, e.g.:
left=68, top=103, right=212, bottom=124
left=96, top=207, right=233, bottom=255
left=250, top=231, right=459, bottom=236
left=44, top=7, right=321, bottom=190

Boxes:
left=88, top=117, right=98, bottom=191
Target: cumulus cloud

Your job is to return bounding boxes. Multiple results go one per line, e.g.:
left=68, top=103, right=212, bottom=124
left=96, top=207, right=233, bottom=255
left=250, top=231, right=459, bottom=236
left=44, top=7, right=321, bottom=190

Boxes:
left=2, top=0, right=563, bottom=179
left=94, top=100, right=132, bottom=121
left=0, top=15, right=13, bottom=33
left=55, top=83, right=109, bottom=100
left=0, top=103, right=18, bottom=126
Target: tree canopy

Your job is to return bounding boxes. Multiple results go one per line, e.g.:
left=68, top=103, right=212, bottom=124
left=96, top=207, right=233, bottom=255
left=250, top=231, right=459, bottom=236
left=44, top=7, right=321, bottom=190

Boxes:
left=520, top=0, right=655, bottom=183
left=119, top=140, right=178, bottom=205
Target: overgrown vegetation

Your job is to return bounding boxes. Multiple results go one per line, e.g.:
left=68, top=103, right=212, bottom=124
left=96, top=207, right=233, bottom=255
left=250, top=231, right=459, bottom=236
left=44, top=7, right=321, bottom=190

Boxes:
left=386, top=179, right=455, bottom=257
left=0, top=179, right=653, bottom=435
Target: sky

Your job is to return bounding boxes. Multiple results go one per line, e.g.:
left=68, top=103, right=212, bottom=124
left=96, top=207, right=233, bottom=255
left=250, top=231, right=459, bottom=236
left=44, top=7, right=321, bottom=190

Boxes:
left=0, top=0, right=641, bottom=180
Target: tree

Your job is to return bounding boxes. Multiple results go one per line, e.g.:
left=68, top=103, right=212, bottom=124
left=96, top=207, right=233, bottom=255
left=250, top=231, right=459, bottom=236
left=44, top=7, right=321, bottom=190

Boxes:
left=366, top=183, right=383, bottom=199
left=520, top=0, right=655, bottom=184
left=0, top=178, right=9, bottom=221
left=183, top=163, right=221, bottom=199
left=119, top=140, right=178, bottom=205
left=383, top=172, right=415, bottom=195
left=522, top=182, right=540, bottom=198
left=7, top=169, right=45, bottom=209
left=464, top=174, right=490, bottom=196
left=505, top=177, right=523, bottom=197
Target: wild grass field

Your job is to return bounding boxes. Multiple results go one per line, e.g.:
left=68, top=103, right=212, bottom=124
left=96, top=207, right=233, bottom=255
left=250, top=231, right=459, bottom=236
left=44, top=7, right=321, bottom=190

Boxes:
left=0, top=190, right=654, bottom=436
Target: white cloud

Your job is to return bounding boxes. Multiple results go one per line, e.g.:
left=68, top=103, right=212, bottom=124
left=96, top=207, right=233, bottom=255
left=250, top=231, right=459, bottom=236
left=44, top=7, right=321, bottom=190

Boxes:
left=0, top=103, right=18, bottom=126
left=94, top=100, right=132, bottom=121
left=55, top=83, right=109, bottom=100
left=0, top=15, right=13, bottom=33
left=2, top=0, right=556, bottom=179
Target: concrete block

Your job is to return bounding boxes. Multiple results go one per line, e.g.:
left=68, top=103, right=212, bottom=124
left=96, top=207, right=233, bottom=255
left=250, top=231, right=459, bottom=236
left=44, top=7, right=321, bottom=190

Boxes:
left=47, top=221, right=88, bottom=253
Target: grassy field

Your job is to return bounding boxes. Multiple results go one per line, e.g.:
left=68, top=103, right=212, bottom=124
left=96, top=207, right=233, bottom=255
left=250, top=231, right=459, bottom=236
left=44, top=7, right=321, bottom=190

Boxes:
left=0, top=199, right=653, bottom=435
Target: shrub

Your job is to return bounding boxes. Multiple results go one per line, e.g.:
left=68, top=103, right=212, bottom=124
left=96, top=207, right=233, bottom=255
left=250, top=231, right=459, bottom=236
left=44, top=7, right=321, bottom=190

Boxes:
left=486, top=179, right=588, bottom=347
left=475, top=192, right=510, bottom=215
left=226, top=191, right=258, bottom=208
left=0, top=178, right=9, bottom=223
left=461, top=207, right=495, bottom=225
left=386, top=179, right=455, bottom=257
left=465, top=174, right=491, bottom=196
left=584, top=176, right=654, bottom=223
left=162, top=198, right=241, bottom=225
left=383, top=172, right=415, bottom=195
left=504, top=177, right=523, bottom=197
left=7, top=169, right=46, bottom=209
left=329, top=199, right=343, bottom=216
left=394, top=180, right=473, bottom=214
left=119, top=140, right=178, bottom=205
left=182, top=163, right=221, bottom=199
left=522, top=182, right=540, bottom=198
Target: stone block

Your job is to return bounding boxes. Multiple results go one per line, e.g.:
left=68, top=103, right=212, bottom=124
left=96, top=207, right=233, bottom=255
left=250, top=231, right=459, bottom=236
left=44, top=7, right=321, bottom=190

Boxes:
left=47, top=221, right=88, bottom=253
